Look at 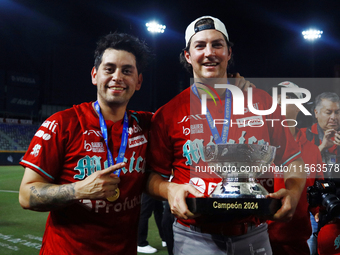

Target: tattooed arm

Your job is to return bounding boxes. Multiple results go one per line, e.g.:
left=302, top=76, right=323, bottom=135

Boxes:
left=19, top=164, right=124, bottom=212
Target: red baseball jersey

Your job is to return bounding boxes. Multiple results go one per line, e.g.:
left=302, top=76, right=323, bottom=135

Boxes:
left=317, top=220, right=340, bottom=255
left=20, top=102, right=152, bottom=255
left=268, top=129, right=324, bottom=255
left=147, top=86, right=301, bottom=227
left=300, top=123, right=338, bottom=156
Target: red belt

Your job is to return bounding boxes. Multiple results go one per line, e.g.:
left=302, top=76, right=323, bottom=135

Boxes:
left=178, top=220, right=259, bottom=236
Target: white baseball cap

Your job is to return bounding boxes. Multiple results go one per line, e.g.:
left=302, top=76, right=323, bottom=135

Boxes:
left=277, top=81, right=303, bottom=99
left=185, top=16, right=229, bottom=47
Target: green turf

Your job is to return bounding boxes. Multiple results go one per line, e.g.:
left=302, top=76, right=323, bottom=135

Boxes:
left=0, top=165, right=169, bottom=254
left=142, top=214, right=168, bottom=255
left=0, top=166, right=47, bottom=255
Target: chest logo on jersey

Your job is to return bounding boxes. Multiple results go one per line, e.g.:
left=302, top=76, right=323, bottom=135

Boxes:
left=183, top=126, right=190, bottom=136
left=244, top=103, right=259, bottom=113
left=183, top=124, right=204, bottom=136
left=78, top=195, right=141, bottom=214
left=183, top=135, right=268, bottom=166
left=74, top=153, right=146, bottom=180
left=189, top=177, right=218, bottom=195
left=128, top=125, right=142, bottom=135
left=128, top=135, right=147, bottom=148
left=178, top=114, right=206, bottom=123
left=84, top=140, right=105, bottom=152
left=83, top=130, right=102, bottom=137
left=235, top=116, right=264, bottom=128
left=191, top=124, right=204, bottom=134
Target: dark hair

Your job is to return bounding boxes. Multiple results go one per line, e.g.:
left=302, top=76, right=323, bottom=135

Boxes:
left=179, top=18, right=234, bottom=73
left=94, top=32, right=151, bottom=74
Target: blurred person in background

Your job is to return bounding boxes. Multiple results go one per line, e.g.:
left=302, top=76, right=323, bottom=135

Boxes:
left=266, top=81, right=323, bottom=255
left=300, top=92, right=340, bottom=255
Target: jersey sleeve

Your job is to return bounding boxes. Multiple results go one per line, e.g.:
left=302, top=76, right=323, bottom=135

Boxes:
left=20, top=112, right=68, bottom=182
left=146, top=108, right=173, bottom=177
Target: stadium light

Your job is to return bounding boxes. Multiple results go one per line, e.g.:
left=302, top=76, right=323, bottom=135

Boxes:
left=302, top=29, right=323, bottom=40
left=146, top=22, right=166, bottom=33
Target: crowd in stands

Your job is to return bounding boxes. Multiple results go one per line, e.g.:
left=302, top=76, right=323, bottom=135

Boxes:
left=0, top=123, right=39, bottom=151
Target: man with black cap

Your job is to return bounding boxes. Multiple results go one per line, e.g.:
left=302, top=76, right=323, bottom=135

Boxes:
left=146, top=16, right=306, bottom=254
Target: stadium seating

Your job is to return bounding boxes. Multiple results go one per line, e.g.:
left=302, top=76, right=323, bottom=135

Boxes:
left=0, top=123, right=39, bottom=151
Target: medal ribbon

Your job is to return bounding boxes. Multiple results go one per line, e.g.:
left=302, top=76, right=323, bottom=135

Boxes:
left=94, top=101, right=129, bottom=177
left=191, top=83, right=231, bottom=144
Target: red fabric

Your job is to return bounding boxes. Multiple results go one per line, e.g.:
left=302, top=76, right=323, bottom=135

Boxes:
left=267, top=129, right=324, bottom=254
left=300, top=123, right=338, bottom=155
left=21, top=102, right=152, bottom=255
left=147, top=86, right=301, bottom=227
left=318, top=221, right=340, bottom=255
left=270, top=242, right=310, bottom=255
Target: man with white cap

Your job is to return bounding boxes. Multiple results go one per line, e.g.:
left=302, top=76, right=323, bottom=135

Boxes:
left=146, top=16, right=306, bottom=254
left=266, top=81, right=323, bottom=255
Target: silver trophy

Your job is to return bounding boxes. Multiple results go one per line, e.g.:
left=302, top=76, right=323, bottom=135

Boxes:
left=187, top=144, right=280, bottom=216
left=206, top=144, right=276, bottom=198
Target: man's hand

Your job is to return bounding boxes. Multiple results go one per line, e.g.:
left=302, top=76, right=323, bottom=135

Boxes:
left=319, top=129, right=337, bottom=152
left=267, top=188, right=300, bottom=221
left=146, top=172, right=204, bottom=219
left=228, top=72, right=255, bottom=91
left=334, top=131, right=340, bottom=146
left=19, top=163, right=124, bottom=212
left=267, top=172, right=305, bottom=222
left=75, top=163, right=124, bottom=200
left=167, top=182, right=204, bottom=220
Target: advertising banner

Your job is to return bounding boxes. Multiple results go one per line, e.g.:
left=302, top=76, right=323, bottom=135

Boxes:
left=6, top=87, right=40, bottom=116
left=7, top=72, right=39, bottom=88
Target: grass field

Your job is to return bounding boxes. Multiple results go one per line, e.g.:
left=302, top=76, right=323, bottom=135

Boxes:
left=0, top=166, right=168, bottom=255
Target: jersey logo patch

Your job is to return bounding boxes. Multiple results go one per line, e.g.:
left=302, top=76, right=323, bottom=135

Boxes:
left=236, top=116, right=264, bottom=128
left=190, top=124, right=203, bottom=134
left=30, top=144, right=42, bottom=157
left=83, top=130, right=102, bottom=137
left=128, top=125, right=142, bottom=135
left=84, top=140, right=105, bottom=152
left=183, top=126, right=190, bottom=136
left=189, top=177, right=206, bottom=193
left=128, top=135, right=147, bottom=148
left=334, top=234, right=340, bottom=250
left=34, top=130, right=52, bottom=140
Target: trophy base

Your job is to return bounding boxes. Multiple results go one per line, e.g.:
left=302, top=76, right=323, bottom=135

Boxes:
left=186, top=197, right=281, bottom=216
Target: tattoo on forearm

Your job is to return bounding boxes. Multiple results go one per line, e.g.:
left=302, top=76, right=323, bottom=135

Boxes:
left=29, top=183, right=76, bottom=211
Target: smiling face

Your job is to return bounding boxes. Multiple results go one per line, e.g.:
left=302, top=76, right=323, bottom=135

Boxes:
left=184, top=29, right=231, bottom=79
left=315, top=99, right=340, bottom=131
left=91, top=48, right=142, bottom=109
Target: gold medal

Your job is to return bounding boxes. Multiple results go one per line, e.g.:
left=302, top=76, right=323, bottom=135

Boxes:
left=106, top=188, right=120, bottom=202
